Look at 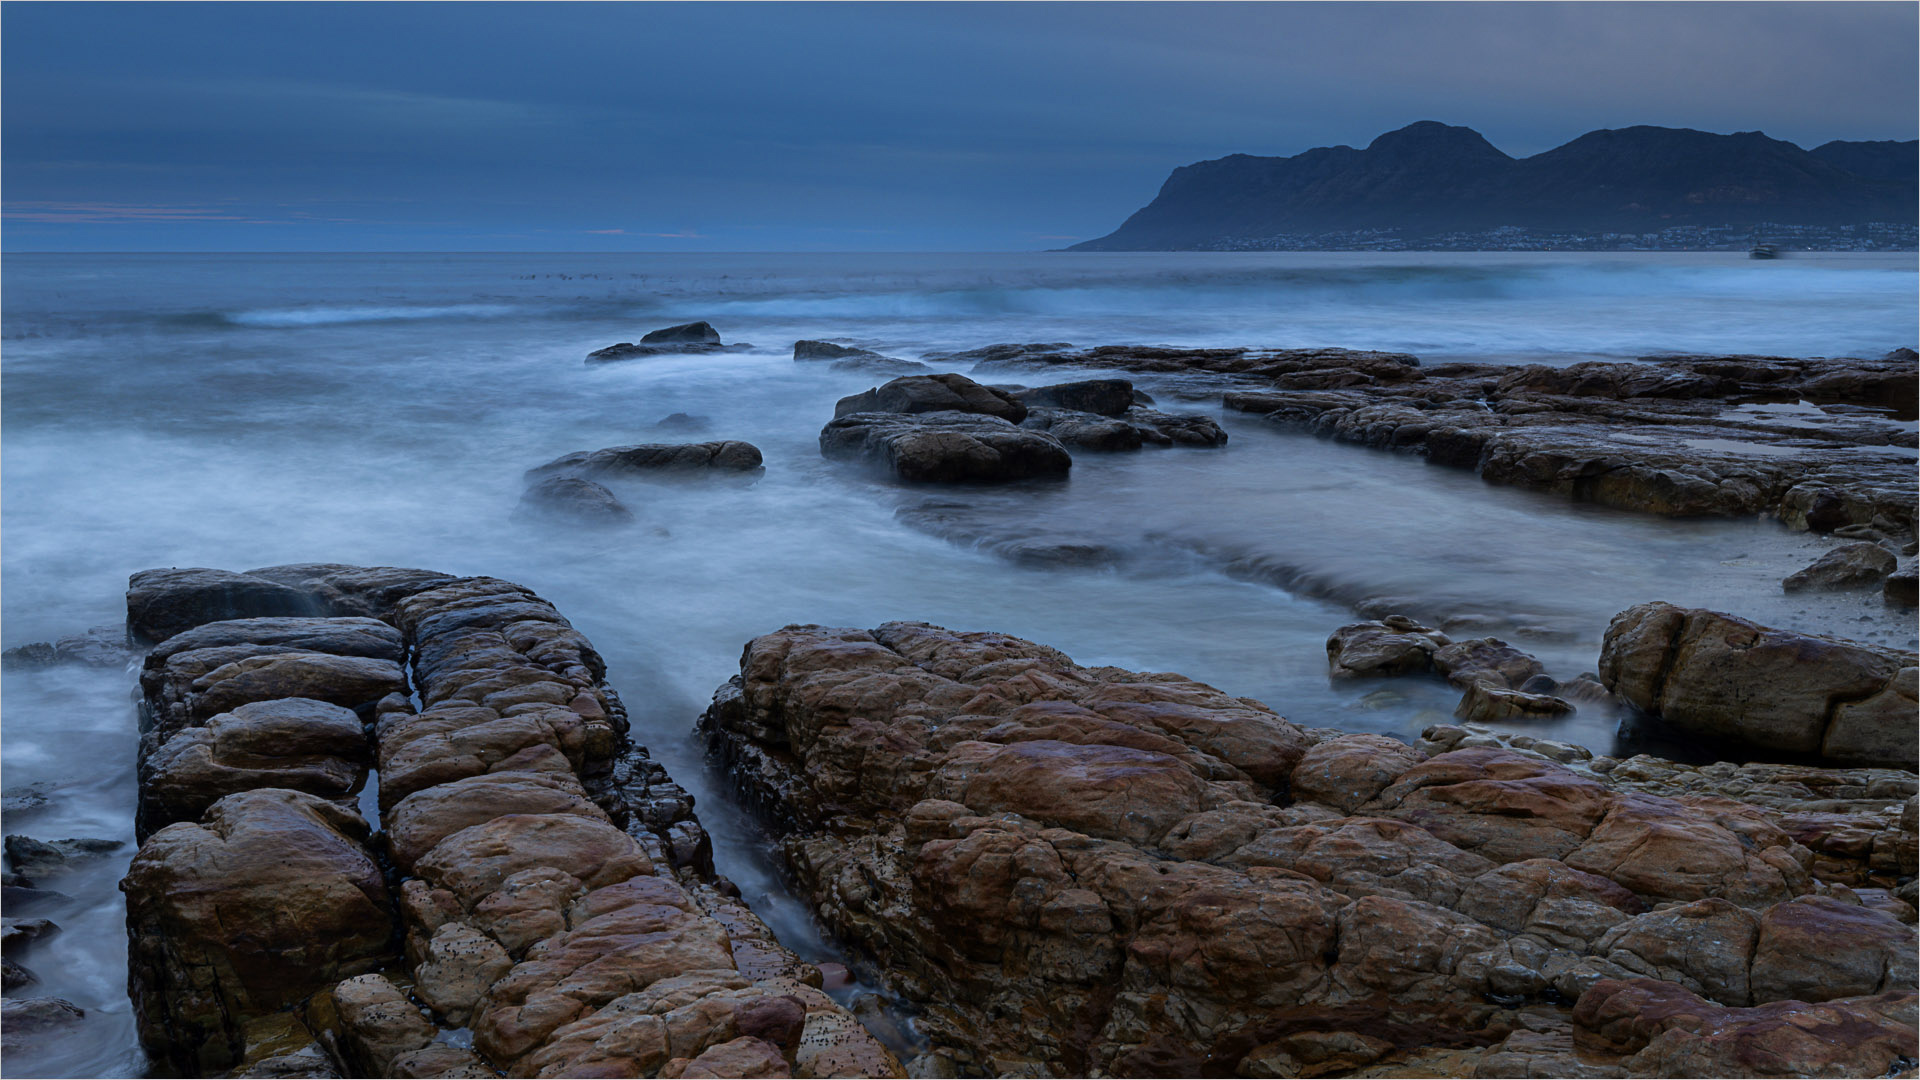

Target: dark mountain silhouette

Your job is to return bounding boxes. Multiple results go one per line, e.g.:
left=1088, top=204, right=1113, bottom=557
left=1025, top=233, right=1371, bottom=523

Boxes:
left=1070, top=122, right=1918, bottom=250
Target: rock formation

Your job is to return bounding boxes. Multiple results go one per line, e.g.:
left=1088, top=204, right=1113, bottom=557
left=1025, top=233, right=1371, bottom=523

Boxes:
left=1599, top=601, right=1917, bottom=768
left=118, top=565, right=901, bottom=1078
left=586, top=323, right=755, bottom=363
left=929, top=344, right=1916, bottom=533
left=700, top=620, right=1918, bottom=1078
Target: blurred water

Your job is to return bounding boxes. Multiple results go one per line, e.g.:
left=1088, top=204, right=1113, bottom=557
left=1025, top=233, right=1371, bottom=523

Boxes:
left=2, top=251, right=1914, bottom=1077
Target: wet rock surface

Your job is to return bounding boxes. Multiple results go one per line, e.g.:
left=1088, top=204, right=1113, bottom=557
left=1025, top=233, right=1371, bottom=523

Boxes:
left=1782, top=541, right=1899, bottom=591
left=1088, top=346, right=1920, bottom=533
left=822, top=411, right=1073, bottom=484
left=1600, top=601, right=1918, bottom=767
left=834, top=372, right=1029, bottom=424
left=115, top=564, right=900, bottom=1079
left=701, top=620, right=1919, bottom=1078
left=515, top=475, right=635, bottom=525
left=526, top=440, right=766, bottom=482
left=586, top=322, right=755, bottom=362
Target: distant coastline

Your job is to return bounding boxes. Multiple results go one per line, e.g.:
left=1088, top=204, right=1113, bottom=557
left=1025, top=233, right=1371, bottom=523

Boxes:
left=1073, top=121, right=1919, bottom=252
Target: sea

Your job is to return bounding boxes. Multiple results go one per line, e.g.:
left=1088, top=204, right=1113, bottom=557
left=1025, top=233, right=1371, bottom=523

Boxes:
left=3, top=250, right=1916, bottom=1077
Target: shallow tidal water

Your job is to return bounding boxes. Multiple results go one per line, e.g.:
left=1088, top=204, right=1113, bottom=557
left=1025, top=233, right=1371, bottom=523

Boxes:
left=2, top=251, right=1915, bottom=1077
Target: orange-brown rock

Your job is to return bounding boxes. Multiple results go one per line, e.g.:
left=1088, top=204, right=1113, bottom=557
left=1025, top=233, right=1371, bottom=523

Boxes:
left=700, top=621, right=1903, bottom=1077
left=122, top=790, right=395, bottom=1075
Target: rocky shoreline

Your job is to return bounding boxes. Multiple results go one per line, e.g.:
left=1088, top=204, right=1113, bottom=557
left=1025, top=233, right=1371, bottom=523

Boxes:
left=110, top=564, right=901, bottom=1079
left=2, top=330, right=1915, bottom=1079
left=697, top=620, right=1916, bottom=1078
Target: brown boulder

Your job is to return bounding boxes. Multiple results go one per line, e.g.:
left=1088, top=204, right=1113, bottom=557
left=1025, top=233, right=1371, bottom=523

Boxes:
left=1783, top=541, right=1899, bottom=591
left=1747, top=895, right=1918, bottom=1004
left=1325, top=617, right=1450, bottom=679
left=140, top=697, right=369, bottom=835
left=122, top=789, right=395, bottom=1075
left=1599, top=601, right=1917, bottom=767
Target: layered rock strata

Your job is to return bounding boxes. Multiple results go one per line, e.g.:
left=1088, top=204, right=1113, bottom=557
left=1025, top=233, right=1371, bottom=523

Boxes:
left=943, top=343, right=1916, bottom=531
left=120, top=565, right=899, bottom=1079
left=1599, top=601, right=1917, bottom=768
left=700, top=620, right=1918, bottom=1078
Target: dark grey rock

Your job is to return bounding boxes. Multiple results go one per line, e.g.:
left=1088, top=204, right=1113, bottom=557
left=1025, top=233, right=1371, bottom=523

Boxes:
left=652, top=412, right=712, bottom=433
left=514, top=476, right=634, bottom=525
left=3, top=836, right=123, bottom=879
left=834, top=373, right=1027, bottom=423
left=642, top=321, right=721, bottom=345
left=1, top=917, right=60, bottom=953
left=1013, top=379, right=1136, bottom=416
left=525, top=441, right=764, bottom=482
left=821, top=411, right=1072, bottom=484
left=1885, top=564, right=1918, bottom=607
left=126, top=569, right=323, bottom=645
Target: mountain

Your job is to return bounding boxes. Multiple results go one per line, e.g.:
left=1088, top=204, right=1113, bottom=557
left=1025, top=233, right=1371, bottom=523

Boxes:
left=1070, top=122, right=1918, bottom=250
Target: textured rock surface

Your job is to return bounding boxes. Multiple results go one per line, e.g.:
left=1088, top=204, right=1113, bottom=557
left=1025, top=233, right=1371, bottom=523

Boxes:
left=701, top=621, right=1915, bottom=1077
left=122, top=789, right=395, bottom=1075
left=1782, top=541, right=1899, bottom=591
left=821, top=411, right=1073, bottom=483
left=1198, top=348, right=1916, bottom=531
left=1600, top=601, right=1918, bottom=767
left=833, top=372, right=1029, bottom=423
left=120, top=565, right=900, bottom=1079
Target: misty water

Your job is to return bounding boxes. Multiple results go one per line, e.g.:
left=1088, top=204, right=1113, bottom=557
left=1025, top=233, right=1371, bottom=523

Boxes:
left=3, top=251, right=1916, bottom=1077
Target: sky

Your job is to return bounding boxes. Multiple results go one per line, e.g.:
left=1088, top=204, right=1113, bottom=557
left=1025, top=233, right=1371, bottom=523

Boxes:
left=4, top=2, right=1915, bottom=252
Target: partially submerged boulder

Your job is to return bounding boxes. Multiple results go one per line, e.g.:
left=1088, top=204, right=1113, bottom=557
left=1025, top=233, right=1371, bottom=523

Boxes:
left=525, top=440, right=764, bottom=482
left=1783, top=541, right=1899, bottom=591
left=1326, top=616, right=1451, bottom=678
left=514, top=476, right=634, bottom=525
left=833, top=372, right=1027, bottom=423
left=586, top=322, right=753, bottom=362
left=820, top=411, right=1072, bottom=483
left=1600, top=601, right=1917, bottom=767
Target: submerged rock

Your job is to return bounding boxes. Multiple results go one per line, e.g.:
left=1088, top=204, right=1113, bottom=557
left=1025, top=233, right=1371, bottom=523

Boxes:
left=653, top=412, right=712, bottom=433
left=514, top=476, right=634, bottom=525
left=1782, top=541, right=1899, bottom=591
left=1600, top=601, right=1917, bottom=767
left=821, top=411, right=1072, bottom=483
left=2, top=625, right=131, bottom=670
left=2, top=836, right=122, bottom=880
left=525, top=440, right=764, bottom=482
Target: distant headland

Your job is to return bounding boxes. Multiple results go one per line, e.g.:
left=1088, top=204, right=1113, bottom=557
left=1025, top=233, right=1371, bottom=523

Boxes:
left=1067, top=121, right=1918, bottom=252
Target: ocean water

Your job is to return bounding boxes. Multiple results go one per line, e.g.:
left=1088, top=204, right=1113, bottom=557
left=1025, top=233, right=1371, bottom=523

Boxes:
left=2, top=250, right=1915, bottom=1077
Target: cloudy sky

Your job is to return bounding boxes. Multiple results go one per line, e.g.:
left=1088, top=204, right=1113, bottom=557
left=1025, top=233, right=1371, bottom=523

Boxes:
left=4, top=2, right=1914, bottom=251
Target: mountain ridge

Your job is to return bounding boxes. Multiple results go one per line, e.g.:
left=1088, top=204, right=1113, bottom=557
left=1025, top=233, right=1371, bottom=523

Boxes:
left=1069, top=121, right=1918, bottom=250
